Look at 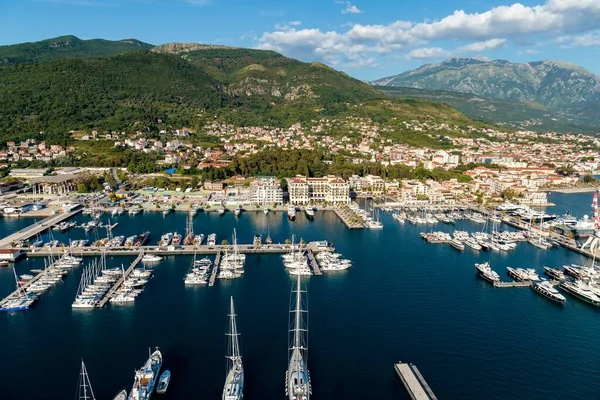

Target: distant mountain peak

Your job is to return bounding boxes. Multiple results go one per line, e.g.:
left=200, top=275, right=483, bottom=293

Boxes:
left=371, top=58, right=600, bottom=127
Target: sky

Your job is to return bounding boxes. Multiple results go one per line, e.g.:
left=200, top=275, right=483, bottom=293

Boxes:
left=2, top=0, right=600, bottom=80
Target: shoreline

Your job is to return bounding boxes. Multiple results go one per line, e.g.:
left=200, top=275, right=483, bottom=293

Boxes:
left=547, top=187, right=600, bottom=194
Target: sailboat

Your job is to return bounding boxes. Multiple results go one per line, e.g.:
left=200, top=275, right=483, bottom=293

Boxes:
left=183, top=213, right=195, bottom=245
left=76, top=360, right=96, bottom=400
left=366, top=201, right=383, bottom=229
left=222, top=297, right=244, bottom=400
left=285, top=265, right=311, bottom=400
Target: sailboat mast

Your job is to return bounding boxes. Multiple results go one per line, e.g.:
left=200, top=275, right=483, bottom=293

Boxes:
left=79, top=360, right=96, bottom=400
left=294, top=271, right=301, bottom=350
left=228, top=296, right=240, bottom=360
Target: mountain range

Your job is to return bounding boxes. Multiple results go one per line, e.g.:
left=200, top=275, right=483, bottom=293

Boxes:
left=372, top=57, right=600, bottom=132
left=0, top=36, right=484, bottom=149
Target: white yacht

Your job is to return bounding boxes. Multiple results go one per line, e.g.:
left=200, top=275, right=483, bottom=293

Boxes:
left=474, top=262, right=500, bottom=283
left=222, top=297, right=244, bottom=400
left=287, top=205, right=297, bottom=221
left=285, top=266, right=311, bottom=400
left=207, top=233, right=217, bottom=246
left=450, top=238, right=465, bottom=251
left=304, top=207, right=315, bottom=219
left=127, top=348, right=162, bottom=400
left=76, top=360, right=96, bottom=400
left=531, top=280, right=566, bottom=303
left=142, top=254, right=162, bottom=263
left=263, top=207, right=269, bottom=215
left=560, top=280, right=600, bottom=306
left=507, top=267, right=540, bottom=282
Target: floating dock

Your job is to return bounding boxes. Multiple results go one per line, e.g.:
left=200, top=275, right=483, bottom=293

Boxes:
left=0, top=254, right=77, bottom=307
left=22, top=243, right=332, bottom=257
left=394, top=362, right=437, bottom=400
left=0, top=206, right=82, bottom=248
left=209, top=250, right=221, bottom=287
left=494, top=280, right=533, bottom=288
left=305, top=248, right=322, bottom=276
left=332, top=206, right=365, bottom=229
left=96, top=252, right=144, bottom=308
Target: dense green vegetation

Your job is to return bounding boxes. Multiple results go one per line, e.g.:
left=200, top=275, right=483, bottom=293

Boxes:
left=0, top=35, right=153, bottom=65
left=0, top=38, right=491, bottom=150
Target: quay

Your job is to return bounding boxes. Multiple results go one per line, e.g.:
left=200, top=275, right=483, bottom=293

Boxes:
left=0, top=206, right=82, bottom=248
left=494, top=280, right=560, bottom=288
left=96, top=252, right=144, bottom=308
left=394, top=362, right=438, bottom=400
left=0, top=254, right=74, bottom=307
left=305, top=248, right=322, bottom=276
left=22, top=243, right=329, bottom=257
left=333, top=206, right=365, bottom=229
left=209, top=250, right=221, bottom=287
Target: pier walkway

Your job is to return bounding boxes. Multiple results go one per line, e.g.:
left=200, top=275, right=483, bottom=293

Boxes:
left=0, top=254, right=74, bottom=307
left=22, top=243, right=332, bottom=258
left=96, top=252, right=144, bottom=308
left=209, top=250, right=221, bottom=287
left=394, top=362, right=437, bottom=400
left=333, top=206, right=365, bottom=229
left=305, top=248, right=322, bottom=276
left=0, top=206, right=82, bottom=248
left=494, top=280, right=532, bottom=288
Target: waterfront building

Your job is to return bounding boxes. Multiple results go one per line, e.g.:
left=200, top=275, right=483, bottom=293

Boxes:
left=287, top=175, right=350, bottom=205
left=8, top=168, right=49, bottom=179
left=31, top=174, right=77, bottom=195
left=204, top=180, right=224, bottom=191
left=250, top=177, right=283, bottom=205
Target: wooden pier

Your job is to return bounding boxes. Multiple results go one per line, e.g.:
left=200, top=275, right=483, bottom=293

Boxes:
left=494, top=280, right=532, bottom=288
left=0, top=206, right=82, bottom=248
left=96, top=252, right=144, bottom=308
left=394, top=362, right=438, bottom=400
left=22, top=243, right=329, bottom=258
left=208, top=250, right=221, bottom=287
left=333, top=206, right=365, bottom=229
left=0, top=254, right=75, bottom=307
left=306, top=248, right=322, bottom=276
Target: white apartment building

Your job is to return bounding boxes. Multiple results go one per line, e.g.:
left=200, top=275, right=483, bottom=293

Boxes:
left=250, top=177, right=283, bottom=205
left=287, top=175, right=350, bottom=205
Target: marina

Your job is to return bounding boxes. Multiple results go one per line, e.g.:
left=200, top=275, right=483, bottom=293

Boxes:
left=1, top=192, right=600, bottom=399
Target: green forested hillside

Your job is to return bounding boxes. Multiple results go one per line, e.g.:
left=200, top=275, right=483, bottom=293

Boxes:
left=0, top=38, right=492, bottom=148
left=0, top=35, right=153, bottom=65
left=0, top=51, right=224, bottom=136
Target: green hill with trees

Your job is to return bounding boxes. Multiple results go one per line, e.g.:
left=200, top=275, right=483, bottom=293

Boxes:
left=0, top=35, right=153, bottom=65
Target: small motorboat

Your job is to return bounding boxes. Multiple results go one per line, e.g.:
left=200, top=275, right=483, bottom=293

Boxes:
left=156, top=370, right=171, bottom=394
left=0, top=261, right=9, bottom=267
left=112, top=389, right=127, bottom=400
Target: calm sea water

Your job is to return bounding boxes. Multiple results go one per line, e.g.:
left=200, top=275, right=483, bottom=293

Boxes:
left=0, top=192, right=598, bottom=400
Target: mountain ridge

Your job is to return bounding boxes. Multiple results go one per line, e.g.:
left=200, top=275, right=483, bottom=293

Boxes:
left=372, top=57, right=600, bottom=131
left=0, top=35, right=154, bottom=65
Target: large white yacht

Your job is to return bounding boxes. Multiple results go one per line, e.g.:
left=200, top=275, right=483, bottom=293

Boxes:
left=222, top=297, right=244, bottom=400
left=286, top=267, right=311, bottom=400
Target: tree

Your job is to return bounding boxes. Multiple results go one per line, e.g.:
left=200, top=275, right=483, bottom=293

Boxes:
left=581, top=174, right=596, bottom=183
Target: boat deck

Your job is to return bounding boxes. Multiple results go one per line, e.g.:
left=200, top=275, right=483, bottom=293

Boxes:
left=96, top=252, right=144, bottom=308
left=305, top=248, right=322, bottom=276
left=0, top=206, right=82, bottom=248
left=394, top=362, right=437, bottom=400
left=209, top=250, right=221, bottom=287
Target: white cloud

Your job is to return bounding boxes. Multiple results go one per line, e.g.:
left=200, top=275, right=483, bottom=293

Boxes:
left=342, top=2, right=362, bottom=14
left=257, top=0, right=600, bottom=67
left=289, top=21, right=302, bottom=26
left=275, top=21, right=302, bottom=31
left=459, top=38, right=507, bottom=52
left=556, top=30, right=600, bottom=48
left=406, top=47, right=450, bottom=60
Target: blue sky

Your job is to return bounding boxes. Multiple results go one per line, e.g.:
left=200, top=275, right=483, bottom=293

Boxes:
left=2, top=0, right=600, bottom=80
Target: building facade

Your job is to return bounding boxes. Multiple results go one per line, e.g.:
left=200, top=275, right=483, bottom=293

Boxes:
left=249, top=177, right=283, bottom=205
left=287, top=175, right=350, bottom=205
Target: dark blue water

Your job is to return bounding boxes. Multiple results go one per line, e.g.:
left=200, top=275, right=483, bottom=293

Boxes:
left=0, top=196, right=599, bottom=400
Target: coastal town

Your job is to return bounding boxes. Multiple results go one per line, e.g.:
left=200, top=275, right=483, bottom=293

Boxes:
left=0, top=116, right=598, bottom=219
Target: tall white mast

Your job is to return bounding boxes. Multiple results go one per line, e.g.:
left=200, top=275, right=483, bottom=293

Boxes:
left=78, top=360, right=96, bottom=400
left=227, top=296, right=241, bottom=361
